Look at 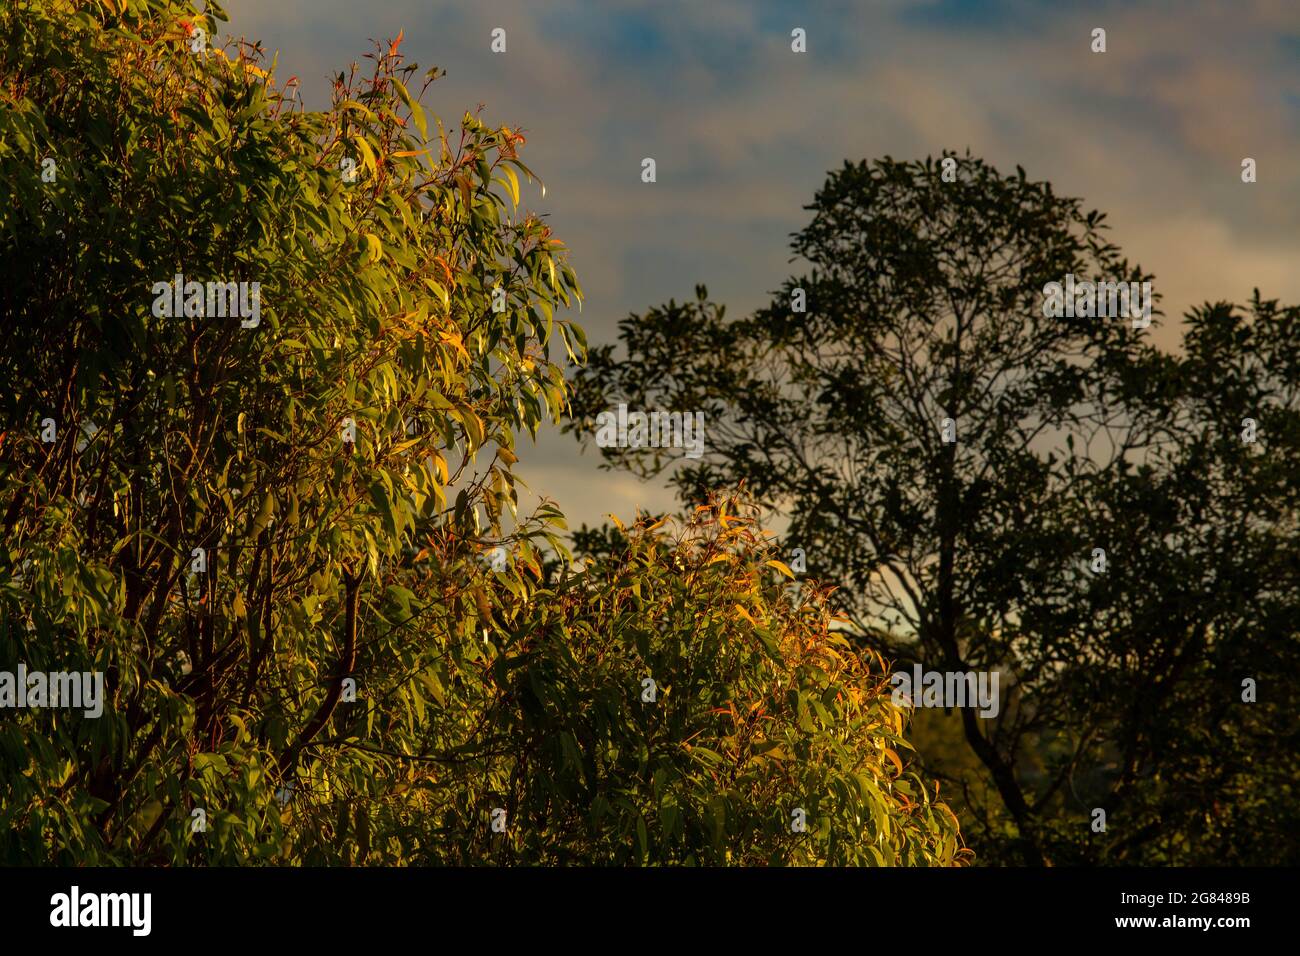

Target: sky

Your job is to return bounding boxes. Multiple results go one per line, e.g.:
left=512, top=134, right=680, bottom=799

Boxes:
left=219, top=0, right=1300, bottom=533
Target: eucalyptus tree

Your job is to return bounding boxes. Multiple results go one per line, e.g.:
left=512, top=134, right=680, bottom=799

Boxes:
left=565, top=155, right=1279, bottom=864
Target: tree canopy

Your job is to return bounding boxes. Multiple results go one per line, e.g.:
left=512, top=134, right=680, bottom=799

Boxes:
left=0, top=0, right=963, bottom=866
left=569, top=155, right=1299, bottom=865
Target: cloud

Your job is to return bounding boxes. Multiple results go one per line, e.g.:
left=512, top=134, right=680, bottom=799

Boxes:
left=221, top=0, right=1300, bottom=530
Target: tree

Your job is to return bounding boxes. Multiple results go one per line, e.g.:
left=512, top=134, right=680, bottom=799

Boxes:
left=0, top=1, right=961, bottom=867
left=0, top=0, right=580, bottom=863
left=1054, top=293, right=1299, bottom=865
left=567, top=154, right=1298, bottom=864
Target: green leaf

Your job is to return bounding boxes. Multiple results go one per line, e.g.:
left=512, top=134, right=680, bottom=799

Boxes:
left=392, top=79, right=428, bottom=141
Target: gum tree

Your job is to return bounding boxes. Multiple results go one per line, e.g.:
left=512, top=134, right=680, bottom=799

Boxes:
left=566, top=155, right=1294, bottom=864
left=1063, top=294, right=1300, bottom=865
left=0, top=0, right=580, bottom=862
